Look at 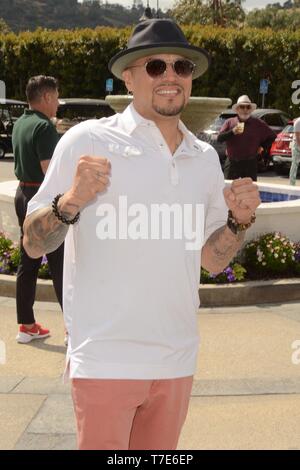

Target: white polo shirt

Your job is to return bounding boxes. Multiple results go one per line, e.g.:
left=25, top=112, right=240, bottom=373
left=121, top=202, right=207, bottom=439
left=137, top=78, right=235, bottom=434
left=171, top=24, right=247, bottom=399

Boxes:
left=27, top=104, right=228, bottom=380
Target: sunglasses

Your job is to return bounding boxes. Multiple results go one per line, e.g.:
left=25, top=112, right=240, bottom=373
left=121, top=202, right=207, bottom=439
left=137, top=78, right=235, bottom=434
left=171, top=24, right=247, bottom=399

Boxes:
left=238, top=105, right=252, bottom=110
left=128, top=59, right=196, bottom=78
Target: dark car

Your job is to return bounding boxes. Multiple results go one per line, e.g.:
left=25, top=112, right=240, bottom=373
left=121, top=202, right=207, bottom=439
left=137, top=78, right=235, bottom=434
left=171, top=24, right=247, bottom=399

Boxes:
left=55, top=98, right=115, bottom=135
left=0, top=97, right=115, bottom=158
left=0, top=99, right=28, bottom=158
left=197, top=108, right=290, bottom=171
left=270, top=120, right=298, bottom=175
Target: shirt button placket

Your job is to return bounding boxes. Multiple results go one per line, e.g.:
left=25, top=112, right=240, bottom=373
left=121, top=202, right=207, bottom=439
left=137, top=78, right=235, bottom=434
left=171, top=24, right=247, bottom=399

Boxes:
left=156, top=133, right=179, bottom=186
left=170, top=159, right=179, bottom=186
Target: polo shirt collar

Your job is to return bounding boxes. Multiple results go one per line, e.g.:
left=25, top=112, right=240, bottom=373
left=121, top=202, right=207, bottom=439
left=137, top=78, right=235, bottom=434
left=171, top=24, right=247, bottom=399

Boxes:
left=177, top=119, right=203, bottom=153
left=24, top=109, right=50, bottom=121
left=120, top=103, right=201, bottom=153
left=120, top=103, right=156, bottom=135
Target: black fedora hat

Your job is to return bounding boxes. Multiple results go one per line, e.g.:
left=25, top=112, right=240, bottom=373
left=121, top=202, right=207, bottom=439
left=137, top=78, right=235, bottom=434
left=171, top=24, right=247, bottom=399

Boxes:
left=108, top=19, right=210, bottom=80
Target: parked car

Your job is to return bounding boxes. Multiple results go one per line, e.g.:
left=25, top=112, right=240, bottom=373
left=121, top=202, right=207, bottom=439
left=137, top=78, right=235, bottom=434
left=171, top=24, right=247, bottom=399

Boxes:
left=55, top=98, right=115, bottom=135
left=0, top=97, right=116, bottom=158
left=270, top=120, right=298, bottom=175
left=197, top=108, right=291, bottom=171
left=0, top=99, right=28, bottom=158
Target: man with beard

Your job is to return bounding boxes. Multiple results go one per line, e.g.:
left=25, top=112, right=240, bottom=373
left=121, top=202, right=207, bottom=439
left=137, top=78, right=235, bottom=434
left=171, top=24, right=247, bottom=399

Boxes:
left=22, top=19, right=260, bottom=449
left=217, top=95, right=276, bottom=181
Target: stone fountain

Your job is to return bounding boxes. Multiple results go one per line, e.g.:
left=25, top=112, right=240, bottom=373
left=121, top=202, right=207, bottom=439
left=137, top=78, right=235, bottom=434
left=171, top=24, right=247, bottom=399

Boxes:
left=105, top=95, right=232, bottom=134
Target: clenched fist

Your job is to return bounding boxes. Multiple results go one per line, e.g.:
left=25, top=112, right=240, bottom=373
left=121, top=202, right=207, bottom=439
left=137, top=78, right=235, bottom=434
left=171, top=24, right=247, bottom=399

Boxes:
left=58, top=155, right=111, bottom=217
left=223, top=177, right=261, bottom=224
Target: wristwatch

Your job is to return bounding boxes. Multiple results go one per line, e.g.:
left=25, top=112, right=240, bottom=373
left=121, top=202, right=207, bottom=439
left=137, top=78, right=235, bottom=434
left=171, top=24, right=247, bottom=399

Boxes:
left=226, top=210, right=256, bottom=234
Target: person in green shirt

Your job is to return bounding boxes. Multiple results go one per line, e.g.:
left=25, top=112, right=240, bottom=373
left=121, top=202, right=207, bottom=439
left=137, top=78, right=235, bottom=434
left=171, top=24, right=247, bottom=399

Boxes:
left=13, top=75, right=64, bottom=344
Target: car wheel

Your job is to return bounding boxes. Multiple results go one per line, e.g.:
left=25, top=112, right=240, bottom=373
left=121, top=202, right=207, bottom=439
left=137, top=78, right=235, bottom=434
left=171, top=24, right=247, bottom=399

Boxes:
left=0, top=143, right=6, bottom=159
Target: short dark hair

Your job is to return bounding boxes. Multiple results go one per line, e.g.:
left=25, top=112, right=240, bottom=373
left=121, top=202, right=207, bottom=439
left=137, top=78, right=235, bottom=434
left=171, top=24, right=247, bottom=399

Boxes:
left=26, top=75, right=58, bottom=103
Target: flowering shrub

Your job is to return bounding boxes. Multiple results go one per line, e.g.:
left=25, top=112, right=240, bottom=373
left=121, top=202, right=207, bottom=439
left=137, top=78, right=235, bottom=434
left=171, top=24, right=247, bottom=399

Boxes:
left=201, top=263, right=246, bottom=284
left=38, top=255, right=51, bottom=279
left=293, top=242, right=300, bottom=275
left=1, top=231, right=300, bottom=283
left=0, top=231, right=13, bottom=255
left=243, top=232, right=297, bottom=277
left=0, top=231, right=18, bottom=274
left=0, top=232, right=50, bottom=279
left=0, top=250, right=12, bottom=274
left=9, top=246, right=21, bottom=271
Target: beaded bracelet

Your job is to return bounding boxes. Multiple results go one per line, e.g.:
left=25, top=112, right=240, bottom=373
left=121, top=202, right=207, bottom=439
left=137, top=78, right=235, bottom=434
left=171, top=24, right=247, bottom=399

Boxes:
left=226, top=209, right=256, bottom=235
left=52, top=193, right=80, bottom=225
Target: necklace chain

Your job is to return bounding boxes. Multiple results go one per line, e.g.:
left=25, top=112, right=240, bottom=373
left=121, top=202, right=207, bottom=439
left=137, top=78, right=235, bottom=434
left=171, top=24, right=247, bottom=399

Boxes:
left=174, top=130, right=183, bottom=151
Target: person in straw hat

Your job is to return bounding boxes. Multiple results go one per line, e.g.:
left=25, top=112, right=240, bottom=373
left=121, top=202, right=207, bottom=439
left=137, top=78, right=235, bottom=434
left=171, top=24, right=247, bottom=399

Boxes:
left=22, top=19, right=260, bottom=450
left=217, top=95, right=276, bottom=181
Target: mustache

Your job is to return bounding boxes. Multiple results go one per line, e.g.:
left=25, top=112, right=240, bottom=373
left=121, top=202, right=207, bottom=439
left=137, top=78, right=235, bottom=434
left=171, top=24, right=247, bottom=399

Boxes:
left=154, top=84, right=184, bottom=91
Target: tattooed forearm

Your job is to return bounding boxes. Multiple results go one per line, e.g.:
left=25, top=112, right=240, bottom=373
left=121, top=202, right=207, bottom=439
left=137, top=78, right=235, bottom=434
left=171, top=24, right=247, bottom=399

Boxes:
left=201, top=225, right=245, bottom=274
left=23, top=201, right=79, bottom=258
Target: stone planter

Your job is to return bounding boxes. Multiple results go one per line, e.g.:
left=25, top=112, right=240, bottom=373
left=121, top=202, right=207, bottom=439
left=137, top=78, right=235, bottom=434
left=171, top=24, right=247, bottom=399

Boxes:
left=1, top=273, right=300, bottom=307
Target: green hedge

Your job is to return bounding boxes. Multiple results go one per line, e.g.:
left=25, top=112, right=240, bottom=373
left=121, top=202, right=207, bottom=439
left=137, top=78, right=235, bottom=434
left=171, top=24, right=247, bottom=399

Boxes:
left=0, top=27, right=129, bottom=99
left=1, top=25, right=300, bottom=116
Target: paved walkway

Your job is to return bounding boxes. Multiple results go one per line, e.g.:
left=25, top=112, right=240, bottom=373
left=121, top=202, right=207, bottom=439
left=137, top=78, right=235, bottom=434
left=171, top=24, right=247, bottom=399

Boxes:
left=1, top=296, right=300, bottom=450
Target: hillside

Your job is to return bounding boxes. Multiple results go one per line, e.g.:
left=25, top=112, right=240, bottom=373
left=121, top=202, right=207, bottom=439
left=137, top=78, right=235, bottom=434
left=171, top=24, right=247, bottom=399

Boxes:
left=0, top=0, right=147, bottom=32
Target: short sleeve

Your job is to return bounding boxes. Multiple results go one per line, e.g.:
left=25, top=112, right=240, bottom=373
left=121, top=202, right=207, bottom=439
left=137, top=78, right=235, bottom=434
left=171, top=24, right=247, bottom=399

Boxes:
left=27, top=121, right=94, bottom=216
left=203, top=160, right=228, bottom=244
left=219, top=119, right=231, bottom=133
left=34, top=122, right=59, bottom=161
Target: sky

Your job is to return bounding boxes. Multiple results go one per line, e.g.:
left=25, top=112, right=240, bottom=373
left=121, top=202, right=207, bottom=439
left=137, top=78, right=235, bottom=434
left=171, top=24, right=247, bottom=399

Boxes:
left=80, top=0, right=284, bottom=12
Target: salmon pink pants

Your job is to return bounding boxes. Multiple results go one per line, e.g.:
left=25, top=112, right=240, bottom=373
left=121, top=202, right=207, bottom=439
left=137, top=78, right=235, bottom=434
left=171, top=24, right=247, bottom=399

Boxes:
left=71, top=376, right=193, bottom=450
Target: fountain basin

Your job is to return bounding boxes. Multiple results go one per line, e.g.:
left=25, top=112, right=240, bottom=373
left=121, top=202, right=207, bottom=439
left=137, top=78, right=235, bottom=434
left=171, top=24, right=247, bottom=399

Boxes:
left=1, top=180, right=300, bottom=244
left=105, top=96, right=232, bottom=134
left=0, top=180, right=19, bottom=242
left=241, top=182, right=300, bottom=242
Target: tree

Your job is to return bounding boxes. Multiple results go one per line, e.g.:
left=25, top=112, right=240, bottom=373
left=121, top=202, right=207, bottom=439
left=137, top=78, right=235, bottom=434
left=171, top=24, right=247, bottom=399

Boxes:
left=171, top=0, right=245, bottom=28
left=266, top=0, right=300, bottom=8
left=0, top=0, right=160, bottom=32
left=245, top=6, right=300, bottom=30
left=220, top=0, right=245, bottom=27
left=0, top=17, right=11, bottom=34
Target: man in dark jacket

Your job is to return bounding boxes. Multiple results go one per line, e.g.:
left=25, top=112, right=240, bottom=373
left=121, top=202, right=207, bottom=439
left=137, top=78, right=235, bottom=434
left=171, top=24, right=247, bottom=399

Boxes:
left=217, top=95, right=276, bottom=181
